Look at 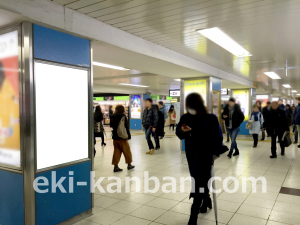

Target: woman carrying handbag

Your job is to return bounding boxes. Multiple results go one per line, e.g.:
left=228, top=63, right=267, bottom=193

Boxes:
left=248, top=106, right=264, bottom=148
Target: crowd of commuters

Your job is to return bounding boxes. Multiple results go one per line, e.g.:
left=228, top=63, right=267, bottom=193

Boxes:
left=93, top=93, right=299, bottom=225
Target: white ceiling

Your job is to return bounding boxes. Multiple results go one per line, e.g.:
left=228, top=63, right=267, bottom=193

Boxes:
left=0, top=9, right=26, bottom=27
left=53, top=0, right=300, bottom=96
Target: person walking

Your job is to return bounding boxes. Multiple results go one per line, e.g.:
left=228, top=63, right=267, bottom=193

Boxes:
left=278, top=99, right=286, bottom=111
left=110, top=105, right=134, bottom=172
left=176, top=93, right=222, bottom=225
left=167, top=105, right=176, bottom=130
left=222, top=97, right=245, bottom=158
left=109, top=105, right=114, bottom=119
left=262, top=102, right=271, bottom=138
left=142, top=98, right=158, bottom=155
left=249, top=106, right=264, bottom=148
left=94, top=105, right=106, bottom=147
left=153, top=105, right=165, bottom=150
left=293, top=97, right=300, bottom=148
left=266, top=101, right=290, bottom=158
left=286, top=104, right=293, bottom=128
left=158, top=101, right=167, bottom=138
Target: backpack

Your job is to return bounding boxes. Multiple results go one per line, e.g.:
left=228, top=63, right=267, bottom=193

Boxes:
left=117, top=116, right=128, bottom=139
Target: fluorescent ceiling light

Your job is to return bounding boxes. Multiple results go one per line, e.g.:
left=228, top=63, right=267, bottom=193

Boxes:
left=263, top=72, right=281, bottom=79
left=118, top=83, right=149, bottom=88
left=196, top=27, right=252, bottom=57
left=297, top=94, right=300, bottom=96
left=173, top=79, right=181, bottom=81
left=93, top=61, right=130, bottom=70
left=292, top=90, right=297, bottom=93
left=282, top=84, right=291, bottom=88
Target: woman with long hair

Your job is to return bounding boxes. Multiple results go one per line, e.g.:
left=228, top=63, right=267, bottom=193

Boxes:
left=167, top=105, right=176, bottom=130
left=249, top=106, right=264, bottom=148
left=176, top=93, right=222, bottom=225
left=94, top=105, right=106, bottom=147
left=110, top=105, right=134, bottom=172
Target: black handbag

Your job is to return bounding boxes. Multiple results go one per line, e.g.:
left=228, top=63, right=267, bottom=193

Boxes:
left=283, top=132, right=292, bottom=147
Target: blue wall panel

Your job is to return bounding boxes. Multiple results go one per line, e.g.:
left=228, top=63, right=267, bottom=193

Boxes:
left=36, top=161, right=91, bottom=225
left=212, top=77, right=221, bottom=91
left=33, top=24, right=90, bottom=67
left=130, top=119, right=142, bottom=130
left=0, top=170, right=24, bottom=225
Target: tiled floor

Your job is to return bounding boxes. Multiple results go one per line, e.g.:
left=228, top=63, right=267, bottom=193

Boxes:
left=75, top=129, right=300, bottom=225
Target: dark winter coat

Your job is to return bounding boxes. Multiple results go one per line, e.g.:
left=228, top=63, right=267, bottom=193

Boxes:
left=142, top=106, right=158, bottom=128
left=262, top=106, right=270, bottom=128
left=221, top=104, right=245, bottom=129
left=176, top=113, right=223, bottom=198
left=155, top=111, right=165, bottom=136
left=110, top=113, right=131, bottom=140
left=293, top=104, right=300, bottom=125
left=265, top=108, right=289, bottom=134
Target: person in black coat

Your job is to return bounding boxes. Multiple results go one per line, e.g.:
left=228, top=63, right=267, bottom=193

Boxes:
left=142, top=98, right=158, bottom=154
left=221, top=98, right=245, bottom=158
left=262, top=102, right=271, bottom=137
left=265, top=101, right=290, bottom=158
left=152, top=105, right=164, bottom=150
left=176, top=93, right=222, bottom=225
left=94, top=105, right=106, bottom=146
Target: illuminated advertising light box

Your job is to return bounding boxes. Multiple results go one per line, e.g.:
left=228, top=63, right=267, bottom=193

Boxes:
left=35, top=62, right=89, bottom=170
left=232, top=90, right=249, bottom=120
left=0, top=30, right=20, bottom=167
left=184, top=79, right=207, bottom=111
left=130, top=95, right=141, bottom=119
left=169, top=90, right=180, bottom=97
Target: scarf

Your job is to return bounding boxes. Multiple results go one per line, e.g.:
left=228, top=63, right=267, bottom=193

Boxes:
left=252, top=111, right=260, bottom=121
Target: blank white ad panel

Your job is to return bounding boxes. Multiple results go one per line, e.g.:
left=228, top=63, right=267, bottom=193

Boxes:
left=35, top=62, right=89, bottom=170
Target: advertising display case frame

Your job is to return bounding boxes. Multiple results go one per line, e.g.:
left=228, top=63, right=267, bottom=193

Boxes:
left=0, top=24, right=23, bottom=172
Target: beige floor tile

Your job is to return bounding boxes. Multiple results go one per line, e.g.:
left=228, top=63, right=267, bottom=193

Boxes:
left=155, top=211, right=190, bottom=225
left=111, top=215, right=151, bottom=225
left=130, top=205, right=167, bottom=221
left=85, top=209, right=125, bottom=225
left=236, top=204, right=271, bottom=219
left=146, top=197, right=179, bottom=210
left=269, top=210, right=300, bottom=225
left=228, top=214, right=267, bottom=225
left=107, top=200, right=142, bottom=214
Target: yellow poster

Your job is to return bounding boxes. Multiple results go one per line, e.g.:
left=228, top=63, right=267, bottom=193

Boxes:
left=232, top=89, right=249, bottom=121
left=184, top=79, right=207, bottom=112
left=0, top=30, right=20, bottom=167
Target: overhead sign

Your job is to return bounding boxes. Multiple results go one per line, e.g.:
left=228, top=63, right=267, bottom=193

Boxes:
left=221, top=88, right=228, bottom=95
left=169, top=90, right=180, bottom=97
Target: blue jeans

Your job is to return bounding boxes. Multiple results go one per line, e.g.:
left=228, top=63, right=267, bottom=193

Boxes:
left=228, top=127, right=240, bottom=154
left=145, top=127, right=155, bottom=150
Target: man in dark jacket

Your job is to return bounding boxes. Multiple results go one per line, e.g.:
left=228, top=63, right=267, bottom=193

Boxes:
left=266, top=101, right=290, bottom=158
left=262, top=102, right=271, bottom=138
left=142, top=98, right=158, bottom=154
left=293, top=97, right=300, bottom=148
left=222, top=97, right=245, bottom=158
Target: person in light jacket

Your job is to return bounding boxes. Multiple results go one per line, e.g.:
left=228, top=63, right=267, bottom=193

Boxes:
left=249, top=106, right=264, bottom=148
left=167, top=105, right=176, bottom=130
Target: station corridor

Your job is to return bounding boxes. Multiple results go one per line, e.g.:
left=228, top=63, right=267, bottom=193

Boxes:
left=75, top=129, right=300, bottom=225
